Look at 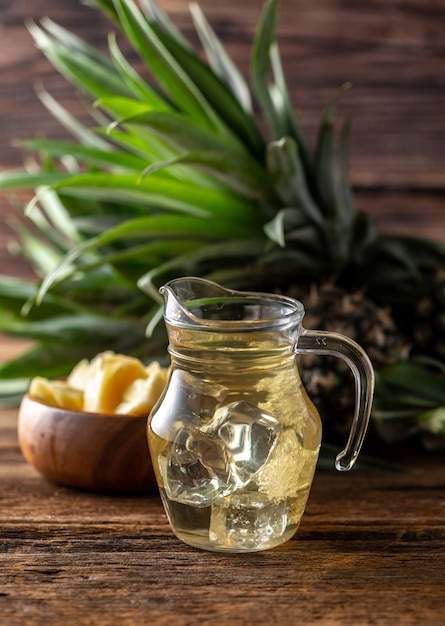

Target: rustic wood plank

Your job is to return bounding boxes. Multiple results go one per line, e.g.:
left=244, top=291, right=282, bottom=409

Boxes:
left=356, top=189, right=445, bottom=242
left=1, top=378, right=444, bottom=626
left=0, top=0, right=444, bottom=186
left=1, top=415, right=445, bottom=625
left=0, top=315, right=444, bottom=626
left=1, top=526, right=443, bottom=626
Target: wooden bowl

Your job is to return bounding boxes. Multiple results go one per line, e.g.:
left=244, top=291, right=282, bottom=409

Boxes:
left=17, top=394, right=158, bottom=494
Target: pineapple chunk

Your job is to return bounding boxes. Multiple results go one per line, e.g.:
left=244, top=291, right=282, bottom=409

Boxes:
left=28, top=351, right=168, bottom=416
left=82, top=352, right=147, bottom=414
left=115, top=362, right=169, bottom=416
left=29, top=377, right=83, bottom=411
left=67, top=358, right=91, bottom=391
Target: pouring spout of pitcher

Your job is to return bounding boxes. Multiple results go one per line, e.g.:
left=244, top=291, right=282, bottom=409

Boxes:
left=160, top=277, right=237, bottom=328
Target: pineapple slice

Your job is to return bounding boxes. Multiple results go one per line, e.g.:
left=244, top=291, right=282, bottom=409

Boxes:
left=29, top=377, right=83, bottom=411
left=28, top=352, right=168, bottom=416
left=82, top=352, right=147, bottom=414
left=115, top=362, right=169, bottom=416
left=67, top=358, right=91, bottom=391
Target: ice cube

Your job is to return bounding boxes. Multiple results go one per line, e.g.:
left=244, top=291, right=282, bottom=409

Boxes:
left=209, top=492, right=288, bottom=550
left=150, top=370, right=228, bottom=443
left=204, top=401, right=281, bottom=486
left=257, top=427, right=319, bottom=503
left=159, top=426, right=235, bottom=507
left=179, top=371, right=228, bottom=420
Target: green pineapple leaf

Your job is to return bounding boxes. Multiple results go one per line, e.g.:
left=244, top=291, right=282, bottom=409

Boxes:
left=251, top=0, right=281, bottom=138
left=139, top=13, right=265, bottom=155
left=0, top=275, right=87, bottom=318
left=313, top=83, right=353, bottom=267
left=251, top=0, right=311, bottom=174
left=107, top=32, right=170, bottom=106
left=36, top=211, right=260, bottom=301
left=266, top=137, right=324, bottom=229
left=36, top=85, right=112, bottom=149
left=95, top=96, right=246, bottom=155
left=377, top=361, right=445, bottom=405
left=7, top=223, right=66, bottom=277
left=372, top=358, right=445, bottom=443
left=1, top=0, right=443, bottom=456
left=87, top=0, right=120, bottom=22
left=189, top=2, right=253, bottom=114
left=339, top=118, right=354, bottom=230
left=28, top=19, right=132, bottom=100
left=43, top=171, right=258, bottom=218
left=0, top=378, right=32, bottom=409
left=112, top=0, right=252, bottom=152
left=264, top=208, right=323, bottom=251
left=0, top=170, right=71, bottom=190
left=137, top=238, right=266, bottom=301
left=139, top=0, right=192, bottom=49
left=17, top=138, right=149, bottom=173
left=0, top=313, right=146, bottom=344
left=139, top=150, right=275, bottom=200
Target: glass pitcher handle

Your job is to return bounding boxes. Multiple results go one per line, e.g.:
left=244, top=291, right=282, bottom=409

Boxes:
left=296, top=329, right=375, bottom=471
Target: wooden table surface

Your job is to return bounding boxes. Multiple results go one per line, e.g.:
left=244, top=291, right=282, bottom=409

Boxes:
left=0, top=345, right=444, bottom=626
left=1, top=2, right=445, bottom=624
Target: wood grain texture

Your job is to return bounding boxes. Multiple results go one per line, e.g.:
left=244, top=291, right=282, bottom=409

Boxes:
left=17, top=394, right=157, bottom=494
left=1, top=406, right=445, bottom=625
left=1, top=0, right=443, bottom=182
left=1, top=6, right=444, bottom=619
left=0, top=0, right=444, bottom=280
left=0, top=342, right=443, bottom=625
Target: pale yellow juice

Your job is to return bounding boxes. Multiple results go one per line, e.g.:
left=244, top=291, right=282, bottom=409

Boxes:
left=147, top=343, right=321, bottom=552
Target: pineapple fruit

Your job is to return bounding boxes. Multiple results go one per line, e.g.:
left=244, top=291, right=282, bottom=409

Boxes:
left=392, top=268, right=445, bottom=361
left=1, top=0, right=445, bottom=452
left=289, top=283, right=411, bottom=439
left=29, top=377, right=84, bottom=411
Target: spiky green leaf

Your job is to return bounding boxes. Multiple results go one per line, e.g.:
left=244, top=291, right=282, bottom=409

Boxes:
left=28, top=19, right=131, bottom=100
left=137, top=238, right=266, bottom=302
left=190, top=3, right=253, bottom=114
left=140, top=150, right=274, bottom=200
left=266, top=138, right=324, bottom=228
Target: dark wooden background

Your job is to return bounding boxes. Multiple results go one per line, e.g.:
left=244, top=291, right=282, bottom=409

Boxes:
left=1, top=0, right=444, bottom=279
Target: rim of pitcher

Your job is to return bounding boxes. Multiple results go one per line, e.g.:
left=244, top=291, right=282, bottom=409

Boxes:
left=161, top=278, right=305, bottom=331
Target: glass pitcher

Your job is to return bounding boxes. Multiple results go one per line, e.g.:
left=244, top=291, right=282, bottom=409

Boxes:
left=147, top=277, right=374, bottom=552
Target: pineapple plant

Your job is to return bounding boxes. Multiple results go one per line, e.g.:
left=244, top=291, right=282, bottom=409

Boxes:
left=1, top=0, right=445, bottom=454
